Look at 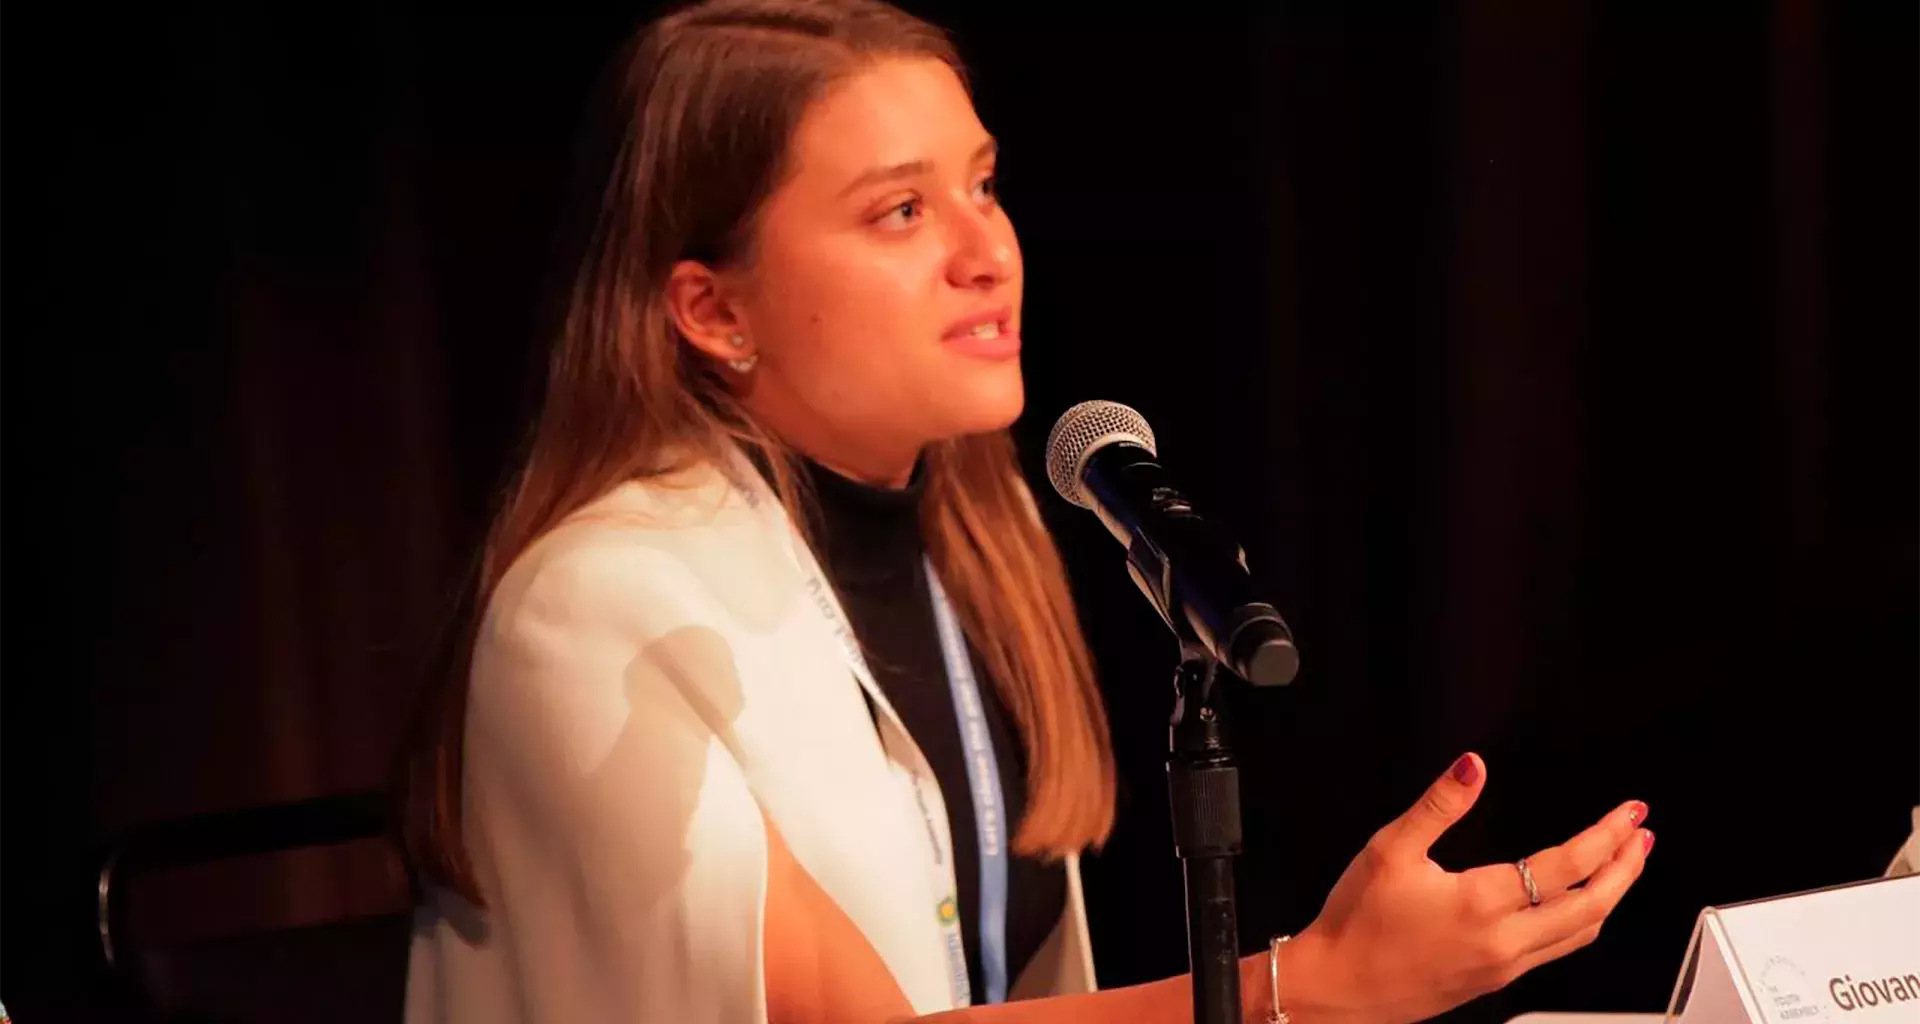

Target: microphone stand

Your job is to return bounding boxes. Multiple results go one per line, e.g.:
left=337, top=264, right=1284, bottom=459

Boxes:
left=1068, top=428, right=1289, bottom=1023
left=1167, top=627, right=1245, bottom=1024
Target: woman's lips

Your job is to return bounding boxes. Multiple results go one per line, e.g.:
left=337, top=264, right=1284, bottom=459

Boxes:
left=942, top=306, right=1019, bottom=360
left=943, top=323, right=1021, bottom=359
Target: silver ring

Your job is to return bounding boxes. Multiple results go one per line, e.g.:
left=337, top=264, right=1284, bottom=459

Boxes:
left=1516, top=858, right=1542, bottom=907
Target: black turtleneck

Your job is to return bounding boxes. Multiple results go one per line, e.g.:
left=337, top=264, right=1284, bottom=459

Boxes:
left=800, top=457, right=1067, bottom=1005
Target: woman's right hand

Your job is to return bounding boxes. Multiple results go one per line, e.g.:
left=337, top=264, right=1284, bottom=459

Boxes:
left=1276, top=753, right=1653, bottom=1024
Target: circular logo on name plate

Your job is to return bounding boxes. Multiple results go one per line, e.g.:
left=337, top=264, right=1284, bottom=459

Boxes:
left=1758, top=957, right=1830, bottom=1022
left=937, top=897, right=959, bottom=925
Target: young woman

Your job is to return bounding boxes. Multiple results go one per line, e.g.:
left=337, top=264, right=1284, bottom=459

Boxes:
left=400, top=2, right=1654, bottom=1021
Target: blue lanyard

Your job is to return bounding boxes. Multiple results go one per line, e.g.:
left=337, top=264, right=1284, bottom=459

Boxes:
left=924, top=556, right=1010, bottom=1005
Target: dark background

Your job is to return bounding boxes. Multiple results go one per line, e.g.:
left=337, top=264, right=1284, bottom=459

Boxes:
left=6, top=2, right=1915, bottom=1021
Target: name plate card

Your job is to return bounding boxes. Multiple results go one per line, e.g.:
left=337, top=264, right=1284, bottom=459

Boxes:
left=1666, top=874, right=1920, bottom=1023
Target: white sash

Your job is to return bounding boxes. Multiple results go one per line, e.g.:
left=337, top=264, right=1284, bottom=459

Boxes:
left=723, top=450, right=975, bottom=1009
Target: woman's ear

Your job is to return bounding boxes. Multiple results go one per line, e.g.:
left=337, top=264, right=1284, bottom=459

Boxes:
left=664, top=259, right=753, bottom=365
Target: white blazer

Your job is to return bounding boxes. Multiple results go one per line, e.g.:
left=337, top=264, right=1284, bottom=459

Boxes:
left=405, top=454, right=1098, bottom=1023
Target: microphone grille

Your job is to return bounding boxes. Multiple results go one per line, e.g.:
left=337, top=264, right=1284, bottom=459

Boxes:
left=1045, top=400, right=1157, bottom=509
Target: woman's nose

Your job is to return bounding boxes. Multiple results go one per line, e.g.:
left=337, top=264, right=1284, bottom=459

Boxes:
left=945, top=208, right=1015, bottom=289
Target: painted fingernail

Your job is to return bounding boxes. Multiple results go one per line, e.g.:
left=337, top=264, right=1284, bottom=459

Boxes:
left=1450, top=753, right=1480, bottom=786
left=1642, top=830, right=1656, bottom=854
left=1627, top=801, right=1649, bottom=826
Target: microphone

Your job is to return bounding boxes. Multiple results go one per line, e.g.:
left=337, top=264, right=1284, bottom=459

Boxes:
left=1045, top=400, right=1299, bottom=687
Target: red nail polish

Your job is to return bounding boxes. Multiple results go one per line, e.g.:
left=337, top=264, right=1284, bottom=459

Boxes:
left=1642, top=830, right=1656, bottom=854
left=1628, top=801, right=1649, bottom=826
left=1449, top=754, right=1479, bottom=786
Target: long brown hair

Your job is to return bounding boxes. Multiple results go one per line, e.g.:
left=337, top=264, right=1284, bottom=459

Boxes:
left=399, top=0, right=1114, bottom=908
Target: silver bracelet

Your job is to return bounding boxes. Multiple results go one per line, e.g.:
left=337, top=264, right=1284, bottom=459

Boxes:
left=1267, top=934, right=1293, bottom=1024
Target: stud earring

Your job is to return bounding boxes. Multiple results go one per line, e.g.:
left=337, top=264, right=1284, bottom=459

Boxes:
left=725, top=333, right=758, bottom=373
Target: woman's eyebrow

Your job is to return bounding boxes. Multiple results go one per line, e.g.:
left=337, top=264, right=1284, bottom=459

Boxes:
left=836, top=138, right=998, bottom=198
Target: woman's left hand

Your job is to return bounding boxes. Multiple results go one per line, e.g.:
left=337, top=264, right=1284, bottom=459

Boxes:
left=1276, top=753, right=1653, bottom=1024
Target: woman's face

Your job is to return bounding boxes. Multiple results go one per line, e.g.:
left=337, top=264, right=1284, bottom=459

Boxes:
left=715, top=57, right=1023, bottom=480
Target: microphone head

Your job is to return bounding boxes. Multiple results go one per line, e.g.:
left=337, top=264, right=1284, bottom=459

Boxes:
left=1045, top=400, right=1157, bottom=509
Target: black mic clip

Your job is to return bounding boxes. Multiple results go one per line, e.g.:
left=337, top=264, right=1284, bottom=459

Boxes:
left=1082, top=440, right=1299, bottom=690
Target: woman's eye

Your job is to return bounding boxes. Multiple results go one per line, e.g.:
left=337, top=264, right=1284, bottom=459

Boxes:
left=973, top=174, right=999, bottom=204
left=876, top=198, right=922, bottom=228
